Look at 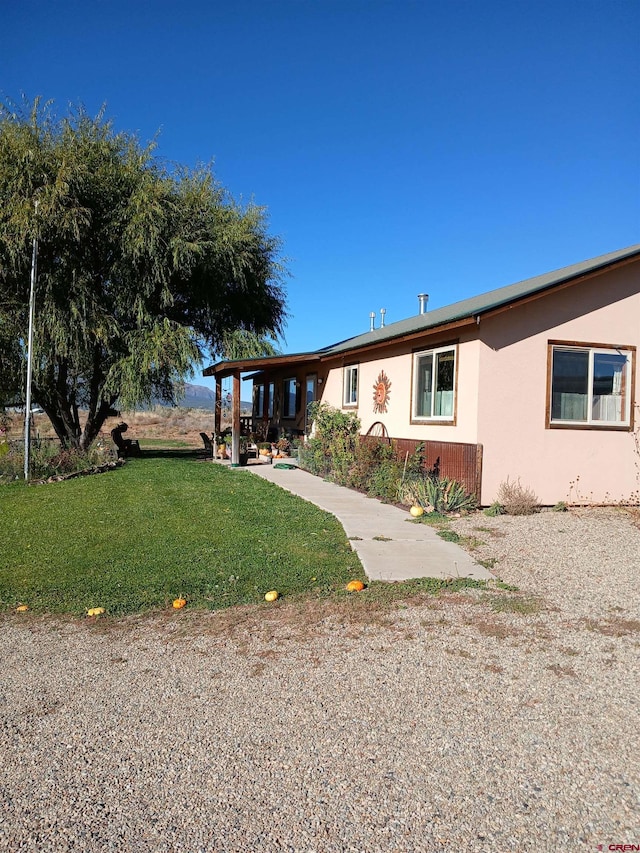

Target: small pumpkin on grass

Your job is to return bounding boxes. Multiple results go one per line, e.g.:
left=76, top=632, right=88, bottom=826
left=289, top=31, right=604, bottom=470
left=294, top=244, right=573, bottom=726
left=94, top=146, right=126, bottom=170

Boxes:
left=346, top=580, right=365, bottom=592
left=172, top=597, right=187, bottom=609
left=410, top=505, right=424, bottom=518
left=15, top=604, right=29, bottom=612
left=264, top=590, right=279, bottom=602
left=87, top=607, right=105, bottom=617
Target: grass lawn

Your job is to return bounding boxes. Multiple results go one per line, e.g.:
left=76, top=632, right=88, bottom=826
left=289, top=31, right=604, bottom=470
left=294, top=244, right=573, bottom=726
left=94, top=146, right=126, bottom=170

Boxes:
left=0, top=450, right=487, bottom=617
left=0, top=451, right=368, bottom=616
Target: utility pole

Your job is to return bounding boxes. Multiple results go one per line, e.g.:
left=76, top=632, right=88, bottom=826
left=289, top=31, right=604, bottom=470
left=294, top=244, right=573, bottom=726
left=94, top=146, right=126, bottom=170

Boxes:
left=23, top=199, right=39, bottom=480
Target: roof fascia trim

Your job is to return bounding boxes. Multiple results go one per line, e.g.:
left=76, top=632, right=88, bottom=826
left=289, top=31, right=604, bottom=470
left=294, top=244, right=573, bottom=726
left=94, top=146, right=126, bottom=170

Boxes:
left=203, top=352, right=321, bottom=378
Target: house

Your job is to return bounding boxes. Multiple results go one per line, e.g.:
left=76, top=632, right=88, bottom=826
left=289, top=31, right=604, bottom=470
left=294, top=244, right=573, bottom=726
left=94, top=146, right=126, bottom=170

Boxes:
left=204, top=244, right=640, bottom=505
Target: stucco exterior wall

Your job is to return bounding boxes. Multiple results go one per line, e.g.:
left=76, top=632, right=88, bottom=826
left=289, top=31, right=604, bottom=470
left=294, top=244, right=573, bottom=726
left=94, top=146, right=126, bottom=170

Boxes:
left=319, top=335, right=482, bottom=444
left=476, top=264, right=640, bottom=505
left=263, top=259, right=639, bottom=506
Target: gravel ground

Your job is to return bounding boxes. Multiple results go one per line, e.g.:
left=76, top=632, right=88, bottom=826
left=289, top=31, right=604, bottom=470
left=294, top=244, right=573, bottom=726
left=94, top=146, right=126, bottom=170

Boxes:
left=1, top=507, right=639, bottom=852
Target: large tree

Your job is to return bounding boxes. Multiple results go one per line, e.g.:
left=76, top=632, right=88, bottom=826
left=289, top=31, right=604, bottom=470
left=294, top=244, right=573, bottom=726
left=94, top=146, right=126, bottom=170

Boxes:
left=0, top=99, right=287, bottom=449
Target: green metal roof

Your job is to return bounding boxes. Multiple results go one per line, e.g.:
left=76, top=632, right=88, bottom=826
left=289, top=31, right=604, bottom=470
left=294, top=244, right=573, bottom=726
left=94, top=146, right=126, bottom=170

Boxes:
left=321, top=243, right=640, bottom=356
left=205, top=244, right=640, bottom=375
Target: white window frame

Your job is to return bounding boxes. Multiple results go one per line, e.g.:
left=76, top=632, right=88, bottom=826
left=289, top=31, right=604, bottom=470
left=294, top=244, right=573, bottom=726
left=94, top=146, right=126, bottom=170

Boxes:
left=411, top=344, right=457, bottom=422
left=549, top=343, right=633, bottom=428
left=343, top=364, right=358, bottom=407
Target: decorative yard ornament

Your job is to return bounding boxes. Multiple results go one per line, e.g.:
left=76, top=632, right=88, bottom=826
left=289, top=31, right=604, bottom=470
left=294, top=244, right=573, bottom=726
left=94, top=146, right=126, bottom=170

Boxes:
left=373, top=370, right=392, bottom=413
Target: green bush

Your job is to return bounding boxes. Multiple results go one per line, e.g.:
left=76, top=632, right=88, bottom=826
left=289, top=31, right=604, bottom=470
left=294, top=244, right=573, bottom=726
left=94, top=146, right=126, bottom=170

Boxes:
left=299, top=409, right=477, bottom=512
left=398, top=472, right=477, bottom=513
left=483, top=501, right=505, bottom=517
left=299, top=403, right=360, bottom=484
left=0, top=439, right=115, bottom=484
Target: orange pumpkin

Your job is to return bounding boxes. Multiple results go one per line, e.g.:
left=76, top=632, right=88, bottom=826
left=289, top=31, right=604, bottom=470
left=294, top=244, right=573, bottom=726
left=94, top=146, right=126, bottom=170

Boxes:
left=346, top=580, right=365, bottom=592
left=172, top=597, right=187, bottom=609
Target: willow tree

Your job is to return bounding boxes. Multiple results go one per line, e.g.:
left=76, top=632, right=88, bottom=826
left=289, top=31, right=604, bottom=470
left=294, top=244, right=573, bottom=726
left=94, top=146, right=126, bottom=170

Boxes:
left=0, top=99, right=287, bottom=449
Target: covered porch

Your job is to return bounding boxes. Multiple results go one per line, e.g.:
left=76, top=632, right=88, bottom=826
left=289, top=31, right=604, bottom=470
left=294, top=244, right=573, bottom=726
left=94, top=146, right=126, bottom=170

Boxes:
left=203, top=352, right=325, bottom=466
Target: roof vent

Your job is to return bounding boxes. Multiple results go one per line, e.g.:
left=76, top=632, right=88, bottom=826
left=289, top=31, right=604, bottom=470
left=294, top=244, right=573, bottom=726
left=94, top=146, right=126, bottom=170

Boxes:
left=380, top=308, right=386, bottom=328
left=369, top=311, right=376, bottom=332
left=418, top=293, right=429, bottom=315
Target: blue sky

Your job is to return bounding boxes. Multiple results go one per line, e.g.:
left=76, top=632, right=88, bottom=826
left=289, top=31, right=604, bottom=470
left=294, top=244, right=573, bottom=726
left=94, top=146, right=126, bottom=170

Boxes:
left=4, top=0, right=639, bottom=389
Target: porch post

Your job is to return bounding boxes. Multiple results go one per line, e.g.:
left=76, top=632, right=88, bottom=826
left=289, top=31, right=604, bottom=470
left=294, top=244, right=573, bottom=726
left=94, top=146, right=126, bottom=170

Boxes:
left=214, top=374, right=222, bottom=437
left=231, top=369, right=241, bottom=466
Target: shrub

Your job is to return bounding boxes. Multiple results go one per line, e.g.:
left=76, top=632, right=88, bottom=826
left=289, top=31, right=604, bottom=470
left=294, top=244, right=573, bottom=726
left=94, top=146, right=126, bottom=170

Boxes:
left=497, top=477, right=539, bottom=515
left=483, top=501, right=505, bottom=517
left=398, top=472, right=477, bottom=513
left=365, top=453, right=404, bottom=501
left=298, top=403, right=360, bottom=484
left=0, top=439, right=115, bottom=483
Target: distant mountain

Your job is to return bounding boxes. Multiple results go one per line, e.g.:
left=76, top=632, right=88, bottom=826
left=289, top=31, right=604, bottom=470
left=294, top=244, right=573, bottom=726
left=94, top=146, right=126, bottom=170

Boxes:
left=174, top=383, right=252, bottom=412
left=178, top=383, right=216, bottom=409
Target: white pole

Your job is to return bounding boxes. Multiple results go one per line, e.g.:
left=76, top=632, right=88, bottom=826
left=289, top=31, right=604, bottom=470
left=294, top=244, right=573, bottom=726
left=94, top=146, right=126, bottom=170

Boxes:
left=23, top=200, right=39, bottom=480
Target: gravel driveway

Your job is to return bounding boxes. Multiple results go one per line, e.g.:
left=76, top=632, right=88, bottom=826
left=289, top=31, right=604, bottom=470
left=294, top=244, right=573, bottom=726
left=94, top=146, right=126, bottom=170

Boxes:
left=1, top=507, right=639, bottom=852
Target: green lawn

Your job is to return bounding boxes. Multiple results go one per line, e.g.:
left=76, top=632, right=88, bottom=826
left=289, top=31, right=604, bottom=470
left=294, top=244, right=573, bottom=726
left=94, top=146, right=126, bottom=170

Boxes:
left=0, top=451, right=366, bottom=616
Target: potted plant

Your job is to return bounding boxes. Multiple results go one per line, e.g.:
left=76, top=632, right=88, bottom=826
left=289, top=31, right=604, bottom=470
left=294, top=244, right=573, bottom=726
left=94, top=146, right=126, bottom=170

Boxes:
left=276, top=437, right=291, bottom=457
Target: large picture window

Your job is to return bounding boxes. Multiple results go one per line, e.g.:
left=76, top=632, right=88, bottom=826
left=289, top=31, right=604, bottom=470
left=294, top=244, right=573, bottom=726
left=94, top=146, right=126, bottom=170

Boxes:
left=412, top=345, right=456, bottom=421
left=550, top=343, right=633, bottom=427
left=343, top=365, right=358, bottom=407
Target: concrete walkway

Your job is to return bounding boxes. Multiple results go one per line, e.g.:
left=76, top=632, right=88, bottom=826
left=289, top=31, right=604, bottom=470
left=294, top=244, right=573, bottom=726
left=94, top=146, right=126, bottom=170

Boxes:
left=224, top=460, right=494, bottom=583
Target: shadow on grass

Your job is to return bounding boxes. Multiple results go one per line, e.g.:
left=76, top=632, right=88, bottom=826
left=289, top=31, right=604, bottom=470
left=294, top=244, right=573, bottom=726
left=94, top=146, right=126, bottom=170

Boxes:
left=132, top=448, right=205, bottom=461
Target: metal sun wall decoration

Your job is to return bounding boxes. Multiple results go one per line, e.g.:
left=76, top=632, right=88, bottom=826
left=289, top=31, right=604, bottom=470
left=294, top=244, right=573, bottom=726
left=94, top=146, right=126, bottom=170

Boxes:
left=372, top=370, right=392, bottom=413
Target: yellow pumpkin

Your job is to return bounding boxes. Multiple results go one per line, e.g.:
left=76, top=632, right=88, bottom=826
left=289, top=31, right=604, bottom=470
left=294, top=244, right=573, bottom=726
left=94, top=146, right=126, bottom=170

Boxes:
left=264, top=590, right=279, bottom=602
left=172, top=598, right=187, bottom=609
left=346, top=580, right=365, bottom=592
left=87, top=607, right=105, bottom=617
left=16, top=604, right=29, bottom=612
left=410, top=505, right=424, bottom=518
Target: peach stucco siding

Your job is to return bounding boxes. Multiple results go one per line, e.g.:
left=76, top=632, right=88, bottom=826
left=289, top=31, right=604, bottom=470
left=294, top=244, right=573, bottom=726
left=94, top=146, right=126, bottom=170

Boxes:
left=320, top=336, right=482, bottom=445
left=476, top=264, right=640, bottom=505
left=317, top=261, right=640, bottom=505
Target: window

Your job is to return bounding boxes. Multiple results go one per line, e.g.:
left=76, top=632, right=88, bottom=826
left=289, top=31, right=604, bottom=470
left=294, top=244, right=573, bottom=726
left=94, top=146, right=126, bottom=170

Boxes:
left=283, top=378, right=297, bottom=418
left=267, top=382, right=274, bottom=418
left=343, top=365, right=358, bottom=407
left=412, top=345, right=456, bottom=421
left=253, top=383, right=265, bottom=419
left=549, top=343, right=633, bottom=427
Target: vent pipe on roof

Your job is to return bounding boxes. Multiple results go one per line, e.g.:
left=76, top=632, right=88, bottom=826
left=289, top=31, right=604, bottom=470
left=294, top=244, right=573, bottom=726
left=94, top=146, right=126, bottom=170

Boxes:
left=418, top=293, right=429, bottom=314
left=380, top=308, right=386, bottom=328
left=369, top=311, right=376, bottom=332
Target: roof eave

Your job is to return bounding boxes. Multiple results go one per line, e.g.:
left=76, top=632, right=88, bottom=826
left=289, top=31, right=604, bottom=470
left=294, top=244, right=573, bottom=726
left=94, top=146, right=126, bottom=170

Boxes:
left=203, top=351, right=321, bottom=378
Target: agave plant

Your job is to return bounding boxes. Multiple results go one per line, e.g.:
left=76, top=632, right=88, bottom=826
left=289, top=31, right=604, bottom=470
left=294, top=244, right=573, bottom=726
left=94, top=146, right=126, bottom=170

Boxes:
left=398, top=473, right=477, bottom=513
